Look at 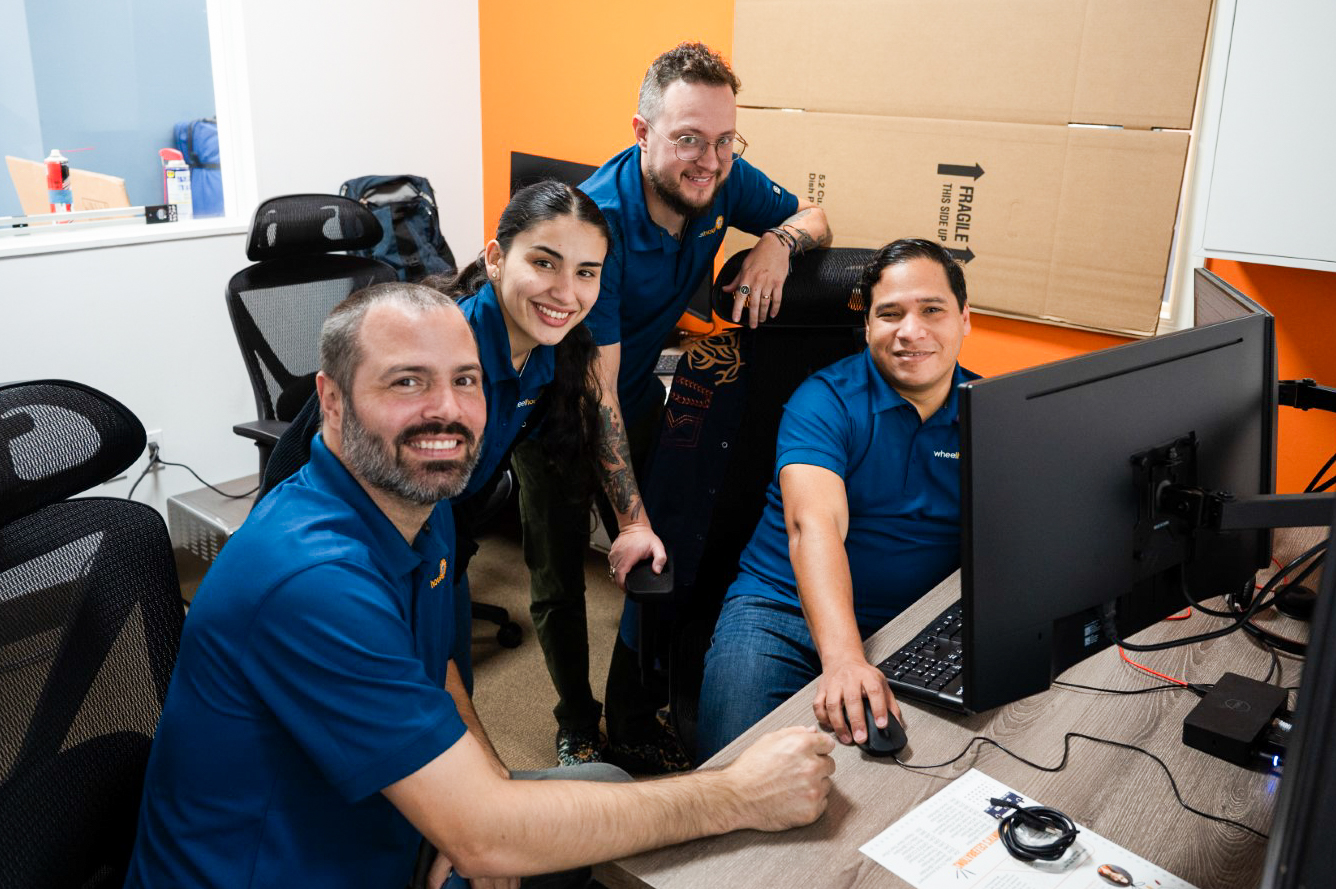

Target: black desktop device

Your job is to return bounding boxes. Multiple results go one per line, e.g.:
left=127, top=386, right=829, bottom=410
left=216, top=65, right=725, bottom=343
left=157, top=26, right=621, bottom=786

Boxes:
left=881, top=269, right=1287, bottom=713
left=1182, top=671, right=1288, bottom=766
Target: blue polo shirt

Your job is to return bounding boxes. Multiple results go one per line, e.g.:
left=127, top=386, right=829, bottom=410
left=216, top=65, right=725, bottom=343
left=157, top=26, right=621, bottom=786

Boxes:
left=126, top=435, right=468, bottom=889
left=728, top=354, right=980, bottom=633
left=456, top=280, right=554, bottom=501
left=580, top=145, right=798, bottom=424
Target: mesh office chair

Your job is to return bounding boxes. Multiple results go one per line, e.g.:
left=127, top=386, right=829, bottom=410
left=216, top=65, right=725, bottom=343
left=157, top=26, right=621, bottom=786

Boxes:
left=0, top=380, right=184, bottom=889
left=227, top=193, right=398, bottom=475
left=627, top=247, right=874, bottom=757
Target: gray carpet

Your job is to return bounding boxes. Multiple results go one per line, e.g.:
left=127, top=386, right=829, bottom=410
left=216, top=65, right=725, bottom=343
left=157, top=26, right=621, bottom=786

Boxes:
left=468, top=531, right=625, bottom=772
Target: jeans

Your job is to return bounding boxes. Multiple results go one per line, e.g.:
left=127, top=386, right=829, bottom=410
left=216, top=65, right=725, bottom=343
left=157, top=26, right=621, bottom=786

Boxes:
left=425, top=762, right=634, bottom=889
left=695, top=594, right=823, bottom=764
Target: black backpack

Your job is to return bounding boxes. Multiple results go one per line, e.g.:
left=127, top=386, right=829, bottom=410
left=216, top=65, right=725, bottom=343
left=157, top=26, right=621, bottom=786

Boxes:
left=339, top=175, right=456, bottom=281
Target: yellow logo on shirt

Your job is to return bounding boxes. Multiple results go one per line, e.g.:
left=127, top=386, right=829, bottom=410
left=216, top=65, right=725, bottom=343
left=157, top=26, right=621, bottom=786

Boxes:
left=429, top=558, right=449, bottom=588
left=516, top=397, right=537, bottom=408
left=698, top=215, right=725, bottom=238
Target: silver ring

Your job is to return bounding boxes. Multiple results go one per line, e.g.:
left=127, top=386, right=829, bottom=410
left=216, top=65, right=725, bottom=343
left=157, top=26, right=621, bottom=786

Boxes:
left=761, top=295, right=771, bottom=301
left=739, top=284, right=751, bottom=297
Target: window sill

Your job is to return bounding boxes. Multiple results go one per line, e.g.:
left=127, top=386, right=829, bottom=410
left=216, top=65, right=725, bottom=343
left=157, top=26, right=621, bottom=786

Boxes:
left=0, top=214, right=248, bottom=259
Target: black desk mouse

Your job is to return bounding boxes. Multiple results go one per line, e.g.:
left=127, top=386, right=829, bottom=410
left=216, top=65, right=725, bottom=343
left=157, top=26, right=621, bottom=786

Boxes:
left=856, top=697, right=907, bottom=757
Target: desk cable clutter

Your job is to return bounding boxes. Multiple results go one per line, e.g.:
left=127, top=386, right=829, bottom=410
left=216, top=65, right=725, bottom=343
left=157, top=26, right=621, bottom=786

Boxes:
left=890, top=732, right=1268, bottom=840
left=860, top=769, right=1205, bottom=889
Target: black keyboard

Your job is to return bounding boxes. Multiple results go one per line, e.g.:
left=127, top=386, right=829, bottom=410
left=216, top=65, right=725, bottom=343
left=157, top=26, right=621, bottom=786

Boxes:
left=876, top=601, right=967, bottom=710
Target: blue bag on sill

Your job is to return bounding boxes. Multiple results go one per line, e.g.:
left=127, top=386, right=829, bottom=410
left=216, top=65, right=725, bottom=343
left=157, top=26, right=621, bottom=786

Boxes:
left=173, top=116, right=223, bottom=218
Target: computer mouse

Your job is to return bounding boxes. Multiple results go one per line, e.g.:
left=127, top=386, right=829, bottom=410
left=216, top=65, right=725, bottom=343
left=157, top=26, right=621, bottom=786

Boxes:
left=856, top=697, right=907, bottom=757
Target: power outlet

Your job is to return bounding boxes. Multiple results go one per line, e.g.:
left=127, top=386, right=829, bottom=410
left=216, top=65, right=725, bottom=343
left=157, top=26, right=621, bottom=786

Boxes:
left=145, top=429, right=164, bottom=472
left=102, top=428, right=165, bottom=488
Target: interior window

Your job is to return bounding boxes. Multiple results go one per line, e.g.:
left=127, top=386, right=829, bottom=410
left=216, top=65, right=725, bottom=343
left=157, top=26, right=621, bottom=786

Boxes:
left=0, top=0, right=221, bottom=222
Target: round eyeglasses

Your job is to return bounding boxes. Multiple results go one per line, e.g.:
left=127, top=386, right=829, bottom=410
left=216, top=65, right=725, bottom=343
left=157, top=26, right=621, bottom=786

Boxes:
left=646, top=122, right=748, bottom=162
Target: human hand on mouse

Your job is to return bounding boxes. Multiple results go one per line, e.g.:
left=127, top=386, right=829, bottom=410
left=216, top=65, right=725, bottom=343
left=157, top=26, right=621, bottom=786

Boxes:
left=812, top=658, right=902, bottom=745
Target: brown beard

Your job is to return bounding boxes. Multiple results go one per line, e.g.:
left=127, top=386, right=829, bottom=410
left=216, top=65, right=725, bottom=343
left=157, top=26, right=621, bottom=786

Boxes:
left=645, top=164, right=723, bottom=221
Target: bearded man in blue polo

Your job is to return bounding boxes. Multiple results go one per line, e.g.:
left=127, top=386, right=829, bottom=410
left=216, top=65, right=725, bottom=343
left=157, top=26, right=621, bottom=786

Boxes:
left=125, top=282, right=837, bottom=889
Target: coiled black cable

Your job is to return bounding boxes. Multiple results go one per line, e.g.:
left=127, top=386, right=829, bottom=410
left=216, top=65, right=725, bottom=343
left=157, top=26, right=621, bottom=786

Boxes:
left=989, top=798, right=1080, bottom=862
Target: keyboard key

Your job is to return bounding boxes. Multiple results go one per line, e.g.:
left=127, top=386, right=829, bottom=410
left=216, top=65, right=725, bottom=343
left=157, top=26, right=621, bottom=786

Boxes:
left=878, top=601, right=967, bottom=709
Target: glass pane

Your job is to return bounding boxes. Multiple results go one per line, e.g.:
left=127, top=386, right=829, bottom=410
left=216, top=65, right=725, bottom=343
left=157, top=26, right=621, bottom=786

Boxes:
left=0, top=0, right=220, bottom=220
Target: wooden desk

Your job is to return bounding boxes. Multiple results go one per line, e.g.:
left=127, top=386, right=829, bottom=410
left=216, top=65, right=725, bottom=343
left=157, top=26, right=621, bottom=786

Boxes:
left=597, top=535, right=1319, bottom=889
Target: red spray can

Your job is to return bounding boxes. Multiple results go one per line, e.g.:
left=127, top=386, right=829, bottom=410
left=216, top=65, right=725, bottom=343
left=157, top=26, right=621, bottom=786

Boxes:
left=45, top=149, right=72, bottom=219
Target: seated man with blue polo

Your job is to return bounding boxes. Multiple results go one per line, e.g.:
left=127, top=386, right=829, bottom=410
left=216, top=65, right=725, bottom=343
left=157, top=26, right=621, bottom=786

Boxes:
left=697, top=238, right=979, bottom=762
left=126, top=282, right=838, bottom=889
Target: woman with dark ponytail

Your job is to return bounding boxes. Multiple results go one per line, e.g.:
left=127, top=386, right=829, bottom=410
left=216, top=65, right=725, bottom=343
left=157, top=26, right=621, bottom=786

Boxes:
left=255, top=180, right=609, bottom=697
left=261, top=180, right=607, bottom=504
left=421, top=178, right=607, bottom=495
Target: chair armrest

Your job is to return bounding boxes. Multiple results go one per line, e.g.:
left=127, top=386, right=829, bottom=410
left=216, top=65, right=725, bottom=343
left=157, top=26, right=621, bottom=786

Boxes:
left=625, top=553, right=674, bottom=602
left=232, top=419, right=290, bottom=448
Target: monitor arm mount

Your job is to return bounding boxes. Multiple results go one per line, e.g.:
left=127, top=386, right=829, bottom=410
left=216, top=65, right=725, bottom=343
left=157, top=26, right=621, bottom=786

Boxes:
left=1278, top=377, right=1336, bottom=414
left=1151, top=378, right=1336, bottom=534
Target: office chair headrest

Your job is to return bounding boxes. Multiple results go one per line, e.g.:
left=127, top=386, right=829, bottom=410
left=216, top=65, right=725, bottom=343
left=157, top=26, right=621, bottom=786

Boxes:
left=0, top=380, right=146, bottom=524
left=711, top=247, right=876, bottom=329
left=245, top=194, right=384, bottom=262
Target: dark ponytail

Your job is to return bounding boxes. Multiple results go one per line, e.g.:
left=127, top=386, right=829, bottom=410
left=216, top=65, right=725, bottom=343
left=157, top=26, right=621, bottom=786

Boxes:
left=425, top=260, right=488, bottom=301
left=543, top=322, right=602, bottom=490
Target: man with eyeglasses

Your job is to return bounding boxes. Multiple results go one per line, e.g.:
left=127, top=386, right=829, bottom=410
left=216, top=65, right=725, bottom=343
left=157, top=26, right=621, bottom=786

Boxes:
left=512, top=41, right=831, bottom=773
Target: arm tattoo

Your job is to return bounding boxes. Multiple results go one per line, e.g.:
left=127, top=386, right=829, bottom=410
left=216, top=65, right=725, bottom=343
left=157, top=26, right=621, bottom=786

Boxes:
left=598, top=403, right=643, bottom=522
left=785, top=207, right=832, bottom=251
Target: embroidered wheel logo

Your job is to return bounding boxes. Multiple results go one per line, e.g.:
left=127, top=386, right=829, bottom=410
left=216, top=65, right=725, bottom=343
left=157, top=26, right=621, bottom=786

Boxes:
left=697, top=214, right=725, bottom=238
left=686, top=331, right=744, bottom=385
left=430, top=558, right=449, bottom=589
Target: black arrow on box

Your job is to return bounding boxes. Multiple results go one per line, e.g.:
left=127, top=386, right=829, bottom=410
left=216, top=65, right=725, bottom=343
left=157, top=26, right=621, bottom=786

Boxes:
left=937, top=163, right=984, bottom=180
left=946, top=246, right=976, bottom=263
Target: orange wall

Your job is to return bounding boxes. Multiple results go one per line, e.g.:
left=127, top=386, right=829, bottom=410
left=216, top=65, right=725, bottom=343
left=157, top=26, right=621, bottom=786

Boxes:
left=1207, top=261, right=1336, bottom=494
left=477, top=6, right=1334, bottom=495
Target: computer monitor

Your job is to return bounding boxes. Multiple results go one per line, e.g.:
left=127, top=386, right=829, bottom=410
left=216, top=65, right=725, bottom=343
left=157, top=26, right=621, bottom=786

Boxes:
left=1259, top=498, right=1336, bottom=887
left=509, top=151, right=598, bottom=195
left=957, top=269, right=1277, bottom=712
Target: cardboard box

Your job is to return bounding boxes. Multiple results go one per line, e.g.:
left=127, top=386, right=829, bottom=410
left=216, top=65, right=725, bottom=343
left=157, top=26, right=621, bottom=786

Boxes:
left=732, top=0, right=1211, bottom=130
left=729, top=0, right=1211, bottom=335
left=5, top=155, right=132, bottom=221
left=726, top=108, right=1189, bottom=336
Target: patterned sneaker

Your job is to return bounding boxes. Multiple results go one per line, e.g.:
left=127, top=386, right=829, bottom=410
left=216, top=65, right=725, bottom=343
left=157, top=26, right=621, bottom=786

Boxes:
left=556, top=727, right=607, bottom=767
left=607, top=713, right=692, bottom=775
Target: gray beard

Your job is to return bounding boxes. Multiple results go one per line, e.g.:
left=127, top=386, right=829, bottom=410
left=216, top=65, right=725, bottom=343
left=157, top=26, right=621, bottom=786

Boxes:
left=341, top=398, right=481, bottom=506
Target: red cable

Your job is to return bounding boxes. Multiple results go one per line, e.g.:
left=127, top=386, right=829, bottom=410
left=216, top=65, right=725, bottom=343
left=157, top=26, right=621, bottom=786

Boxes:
left=1117, top=647, right=1189, bottom=687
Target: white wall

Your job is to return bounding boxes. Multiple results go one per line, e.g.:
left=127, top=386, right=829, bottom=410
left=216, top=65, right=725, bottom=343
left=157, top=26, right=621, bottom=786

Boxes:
left=0, top=0, right=483, bottom=516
